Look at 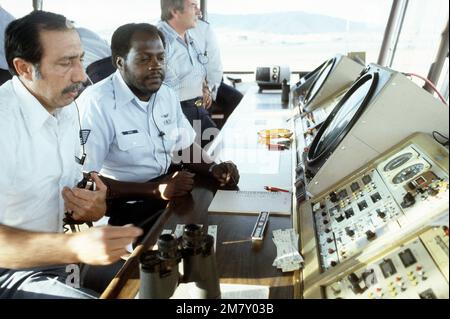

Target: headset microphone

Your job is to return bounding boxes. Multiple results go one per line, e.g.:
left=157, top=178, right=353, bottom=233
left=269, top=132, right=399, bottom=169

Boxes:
left=151, top=91, right=169, bottom=175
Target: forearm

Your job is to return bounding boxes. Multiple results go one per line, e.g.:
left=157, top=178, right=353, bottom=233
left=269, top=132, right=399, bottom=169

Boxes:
left=0, top=225, right=77, bottom=269
left=98, top=176, right=162, bottom=200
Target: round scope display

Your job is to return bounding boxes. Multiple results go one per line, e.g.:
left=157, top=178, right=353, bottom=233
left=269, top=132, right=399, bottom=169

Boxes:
left=306, top=72, right=379, bottom=168
left=304, top=58, right=336, bottom=105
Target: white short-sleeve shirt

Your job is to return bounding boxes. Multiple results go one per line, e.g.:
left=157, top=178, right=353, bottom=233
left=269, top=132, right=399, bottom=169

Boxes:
left=189, top=20, right=223, bottom=101
left=78, top=70, right=196, bottom=183
left=158, top=21, right=207, bottom=102
left=0, top=77, right=82, bottom=232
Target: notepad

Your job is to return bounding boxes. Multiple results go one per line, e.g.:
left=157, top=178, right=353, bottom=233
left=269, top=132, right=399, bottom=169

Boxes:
left=208, top=190, right=291, bottom=216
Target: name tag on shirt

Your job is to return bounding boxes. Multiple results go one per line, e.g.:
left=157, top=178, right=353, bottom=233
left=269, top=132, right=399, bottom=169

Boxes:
left=122, top=130, right=139, bottom=135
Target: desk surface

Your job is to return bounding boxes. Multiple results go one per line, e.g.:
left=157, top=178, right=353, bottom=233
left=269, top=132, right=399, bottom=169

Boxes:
left=101, top=86, right=297, bottom=299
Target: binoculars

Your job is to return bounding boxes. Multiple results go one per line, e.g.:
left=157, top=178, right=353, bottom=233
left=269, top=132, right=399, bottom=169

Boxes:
left=63, top=173, right=96, bottom=228
left=139, top=224, right=221, bottom=299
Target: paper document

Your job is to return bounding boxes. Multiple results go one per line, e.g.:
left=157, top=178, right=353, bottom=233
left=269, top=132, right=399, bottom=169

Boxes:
left=208, top=190, right=291, bottom=216
left=272, top=228, right=304, bottom=272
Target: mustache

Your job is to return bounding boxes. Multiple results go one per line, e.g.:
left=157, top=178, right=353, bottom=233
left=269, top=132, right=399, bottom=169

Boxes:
left=62, top=82, right=83, bottom=95
left=147, top=70, right=164, bottom=78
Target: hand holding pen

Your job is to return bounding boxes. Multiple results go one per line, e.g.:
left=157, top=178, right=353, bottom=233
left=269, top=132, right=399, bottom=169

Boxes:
left=210, top=161, right=240, bottom=187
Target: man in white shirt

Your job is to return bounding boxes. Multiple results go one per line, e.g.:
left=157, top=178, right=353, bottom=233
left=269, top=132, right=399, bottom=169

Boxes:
left=78, top=23, right=239, bottom=229
left=158, top=0, right=218, bottom=148
left=189, top=16, right=243, bottom=128
left=189, top=18, right=222, bottom=103
left=0, top=11, right=142, bottom=299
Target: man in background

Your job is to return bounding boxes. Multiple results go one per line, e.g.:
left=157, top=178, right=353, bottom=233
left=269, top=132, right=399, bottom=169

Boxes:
left=190, top=12, right=243, bottom=128
left=158, top=0, right=217, bottom=148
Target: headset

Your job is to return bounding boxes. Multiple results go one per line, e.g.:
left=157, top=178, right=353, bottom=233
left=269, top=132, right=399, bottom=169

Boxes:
left=150, top=91, right=169, bottom=176
left=74, top=100, right=89, bottom=165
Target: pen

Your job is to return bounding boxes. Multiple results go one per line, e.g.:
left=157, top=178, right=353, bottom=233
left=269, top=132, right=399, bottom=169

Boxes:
left=268, top=144, right=287, bottom=151
left=264, top=186, right=290, bottom=193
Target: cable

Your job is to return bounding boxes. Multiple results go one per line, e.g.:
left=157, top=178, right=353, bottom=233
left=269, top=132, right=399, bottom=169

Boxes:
left=189, top=37, right=209, bottom=88
left=74, top=100, right=89, bottom=165
left=150, top=92, right=169, bottom=175
left=404, top=73, right=448, bottom=106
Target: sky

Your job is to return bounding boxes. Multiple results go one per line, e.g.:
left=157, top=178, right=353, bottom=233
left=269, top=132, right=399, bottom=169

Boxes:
left=1, top=1, right=447, bottom=80
left=207, top=0, right=391, bottom=25
left=2, top=0, right=392, bottom=27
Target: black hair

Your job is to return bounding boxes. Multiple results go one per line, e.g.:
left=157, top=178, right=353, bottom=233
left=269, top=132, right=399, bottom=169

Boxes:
left=111, top=23, right=166, bottom=68
left=5, top=10, right=73, bottom=76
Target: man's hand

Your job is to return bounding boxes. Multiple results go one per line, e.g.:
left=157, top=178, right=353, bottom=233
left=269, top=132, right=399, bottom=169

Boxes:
left=68, top=225, right=143, bottom=265
left=158, top=171, right=195, bottom=200
left=202, top=84, right=213, bottom=109
left=62, top=172, right=107, bottom=222
left=210, top=162, right=240, bottom=187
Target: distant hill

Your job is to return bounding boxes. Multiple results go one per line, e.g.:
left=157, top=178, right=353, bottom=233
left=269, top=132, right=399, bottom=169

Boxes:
left=209, top=11, right=378, bottom=35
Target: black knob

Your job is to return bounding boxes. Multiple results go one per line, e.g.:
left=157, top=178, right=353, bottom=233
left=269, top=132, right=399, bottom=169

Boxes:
left=346, top=228, right=355, bottom=237
left=295, top=178, right=305, bottom=188
left=401, top=192, right=416, bottom=208
left=295, top=165, right=304, bottom=174
left=377, top=210, right=386, bottom=219
left=366, top=230, right=377, bottom=241
left=348, top=272, right=365, bottom=294
left=329, top=192, right=338, bottom=203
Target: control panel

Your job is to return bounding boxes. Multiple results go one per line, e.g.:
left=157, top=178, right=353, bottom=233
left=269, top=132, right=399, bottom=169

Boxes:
left=312, top=169, right=403, bottom=270
left=310, top=138, right=449, bottom=271
left=325, top=230, right=449, bottom=299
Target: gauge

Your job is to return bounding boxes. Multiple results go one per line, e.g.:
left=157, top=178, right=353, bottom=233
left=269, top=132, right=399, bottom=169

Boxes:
left=384, top=152, right=413, bottom=172
left=392, top=163, right=424, bottom=184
